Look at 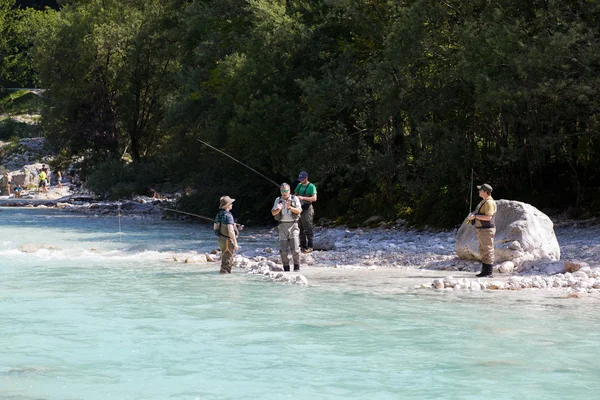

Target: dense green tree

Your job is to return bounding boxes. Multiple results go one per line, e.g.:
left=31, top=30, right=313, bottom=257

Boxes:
left=1, top=0, right=55, bottom=86
left=35, top=0, right=182, bottom=169
left=22, top=0, right=600, bottom=225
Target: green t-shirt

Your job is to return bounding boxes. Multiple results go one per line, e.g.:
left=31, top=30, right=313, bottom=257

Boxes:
left=294, top=182, right=317, bottom=197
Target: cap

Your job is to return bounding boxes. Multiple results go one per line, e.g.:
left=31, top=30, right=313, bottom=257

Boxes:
left=297, top=171, right=308, bottom=181
left=477, top=183, right=493, bottom=193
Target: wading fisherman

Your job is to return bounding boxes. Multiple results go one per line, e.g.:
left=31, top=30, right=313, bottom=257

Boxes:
left=294, top=171, right=317, bottom=253
left=214, top=196, right=239, bottom=274
left=467, top=183, right=497, bottom=277
left=272, top=183, right=302, bottom=271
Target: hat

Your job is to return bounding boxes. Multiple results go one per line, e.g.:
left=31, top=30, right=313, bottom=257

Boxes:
left=297, top=171, right=308, bottom=181
left=219, top=195, right=235, bottom=209
left=477, top=183, right=493, bottom=193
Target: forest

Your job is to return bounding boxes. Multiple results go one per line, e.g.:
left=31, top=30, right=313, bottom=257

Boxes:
left=1, top=0, right=599, bottom=227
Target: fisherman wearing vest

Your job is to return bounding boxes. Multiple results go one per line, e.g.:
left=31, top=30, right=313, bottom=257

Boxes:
left=294, top=171, right=317, bottom=253
left=214, top=195, right=239, bottom=274
left=272, top=183, right=303, bottom=271
left=467, top=183, right=497, bottom=277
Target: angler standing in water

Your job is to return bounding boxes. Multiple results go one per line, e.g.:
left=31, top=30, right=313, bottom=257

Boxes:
left=214, top=196, right=239, bottom=274
left=294, top=171, right=317, bottom=253
left=271, top=183, right=302, bottom=271
left=466, top=183, right=497, bottom=277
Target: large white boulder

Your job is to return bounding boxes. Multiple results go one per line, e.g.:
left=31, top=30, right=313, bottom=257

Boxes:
left=456, top=200, right=560, bottom=265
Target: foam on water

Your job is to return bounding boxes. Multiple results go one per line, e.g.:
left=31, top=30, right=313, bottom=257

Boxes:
left=1, top=208, right=600, bottom=400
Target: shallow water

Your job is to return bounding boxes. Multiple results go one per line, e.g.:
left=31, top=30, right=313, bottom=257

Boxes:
left=1, top=208, right=599, bottom=400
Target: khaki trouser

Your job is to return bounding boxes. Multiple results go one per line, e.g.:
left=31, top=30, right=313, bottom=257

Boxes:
left=278, top=222, right=300, bottom=267
left=218, top=236, right=235, bottom=273
left=476, top=228, right=496, bottom=264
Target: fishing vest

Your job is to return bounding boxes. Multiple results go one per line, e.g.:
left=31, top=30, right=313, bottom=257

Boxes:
left=475, top=198, right=496, bottom=229
left=274, top=195, right=301, bottom=222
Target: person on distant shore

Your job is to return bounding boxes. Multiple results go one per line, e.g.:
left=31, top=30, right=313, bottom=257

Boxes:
left=214, top=196, right=239, bottom=274
left=467, top=183, right=497, bottom=277
left=294, top=171, right=317, bottom=253
left=14, top=183, right=22, bottom=198
left=38, top=170, right=48, bottom=195
left=272, top=183, right=302, bottom=271
left=56, top=171, right=62, bottom=188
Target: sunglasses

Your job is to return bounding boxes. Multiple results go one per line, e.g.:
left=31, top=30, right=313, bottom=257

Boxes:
left=281, top=189, right=290, bottom=193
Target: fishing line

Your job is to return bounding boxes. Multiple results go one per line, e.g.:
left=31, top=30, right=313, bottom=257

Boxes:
left=469, top=168, right=474, bottom=213
left=197, top=139, right=280, bottom=188
left=118, top=203, right=122, bottom=243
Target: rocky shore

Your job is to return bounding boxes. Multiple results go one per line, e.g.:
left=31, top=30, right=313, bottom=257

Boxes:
left=3, top=189, right=600, bottom=296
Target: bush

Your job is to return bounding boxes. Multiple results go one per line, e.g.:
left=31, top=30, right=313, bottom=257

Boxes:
left=0, top=118, right=39, bottom=141
left=87, top=158, right=169, bottom=200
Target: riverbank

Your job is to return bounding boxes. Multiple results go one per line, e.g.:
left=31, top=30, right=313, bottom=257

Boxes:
left=234, top=220, right=600, bottom=296
left=3, top=192, right=599, bottom=296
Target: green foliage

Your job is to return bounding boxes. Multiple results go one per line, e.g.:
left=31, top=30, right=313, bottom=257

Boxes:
left=7, top=0, right=598, bottom=227
left=0, top=90, right=43, bottom=115
left=0, top=0, right=56, bottom=86
left=0, top=117, right=39, bottom=140
left=86, top=158, right=168, bottom=200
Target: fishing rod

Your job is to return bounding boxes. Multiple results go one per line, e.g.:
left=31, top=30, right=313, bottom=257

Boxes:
left=465, top=168, right=475, bottom=225
left=164, top=207, right=214, bottom=223
left=197, top=139, right=280, bottom=188
left=164, top=207, right=245, bottom=229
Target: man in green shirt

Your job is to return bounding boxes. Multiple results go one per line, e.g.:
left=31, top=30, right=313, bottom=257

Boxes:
left=294, top=171, right=317, bottom=253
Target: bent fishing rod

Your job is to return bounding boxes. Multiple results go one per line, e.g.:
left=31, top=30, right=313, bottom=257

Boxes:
left=164, top=207, right=244, bottom=229
left=197, top=139, right=280, bottom=188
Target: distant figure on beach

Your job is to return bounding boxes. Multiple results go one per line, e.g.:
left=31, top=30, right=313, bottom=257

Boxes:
left=272, top=183, right=302, bottom=271
left=70, top=169, right=76, bottom=184
left=5, top=174, right=10, bottom=196
left=214, top=196, right=239, bottom=274
left=38, top=170, right=48, bottom=195
left=56, top=171, right=62, bottom=188
left=148, top=187, right=164, bottom=200
left=40, top=164, right=49, bottom=183
left=14, top=184, right=22, bottom=198
left=467, top=183, right=497, bottom=277
left=294, top=171, right=317, bottom=253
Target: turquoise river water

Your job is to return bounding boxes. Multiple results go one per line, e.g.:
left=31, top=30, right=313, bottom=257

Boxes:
left=1, top=208, right=599, bottom=400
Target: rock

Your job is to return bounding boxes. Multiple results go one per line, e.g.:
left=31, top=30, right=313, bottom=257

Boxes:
left=293, top=275, right=308, bottom=286
left=456, top=200, right=560, bottom=265
left=184, top=254, right=208, bottom=264
left=497, top=261, right=515, bottom=274
left=540, top=262, right=566, bottom=275
left=313, top=236, right=335, bottom=251
left=486, top=281, right=506, bottom=290
left=19, top=243, right=58, bottom=253
left=432, top=279, right=444, bottom=289
left=363, top=216, right=386, bottom=227
left=564, top=261, right=589, bottom=273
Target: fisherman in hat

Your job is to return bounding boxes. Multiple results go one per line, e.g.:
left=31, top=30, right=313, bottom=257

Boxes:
left=467, top=183, right=497, bottom=277
left=294, top=171, right=317, bottom=253
left=214, top=195, right=239, bottom=274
